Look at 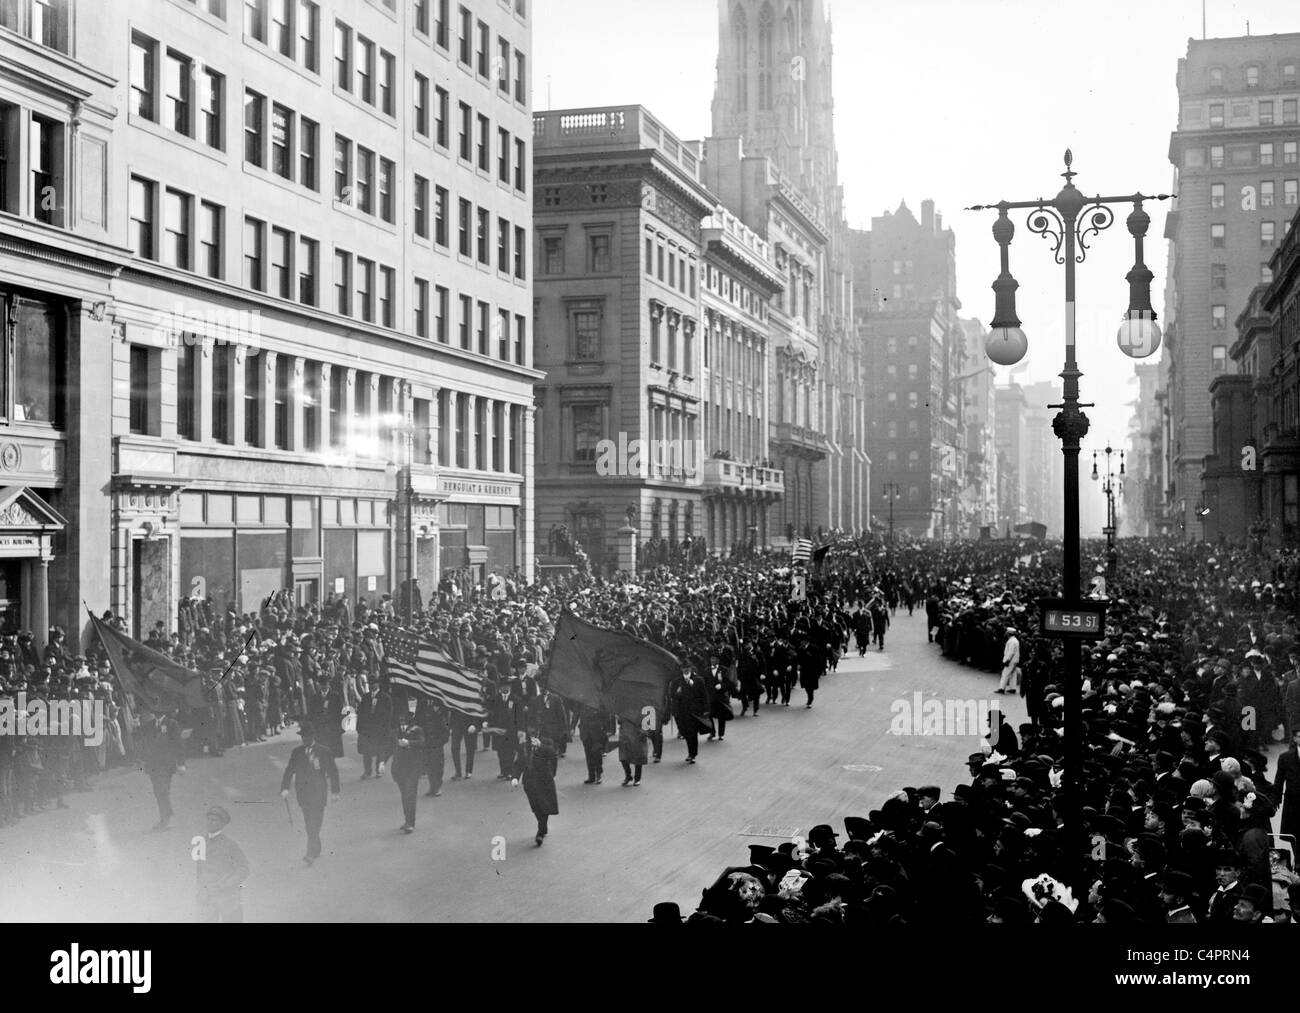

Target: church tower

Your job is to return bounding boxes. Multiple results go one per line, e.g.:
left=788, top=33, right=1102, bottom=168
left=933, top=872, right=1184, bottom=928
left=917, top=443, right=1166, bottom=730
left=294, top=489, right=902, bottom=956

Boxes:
left=711, top=0, right=841, bottom=223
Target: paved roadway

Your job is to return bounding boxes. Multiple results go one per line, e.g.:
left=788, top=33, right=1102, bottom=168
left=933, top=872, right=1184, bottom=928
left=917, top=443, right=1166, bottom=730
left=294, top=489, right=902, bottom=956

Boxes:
left=0, top=609, right=1024, bottom=923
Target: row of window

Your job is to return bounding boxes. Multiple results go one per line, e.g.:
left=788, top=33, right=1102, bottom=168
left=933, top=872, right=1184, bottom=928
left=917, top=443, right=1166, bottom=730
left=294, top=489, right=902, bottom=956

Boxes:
left=140, top=338, right=523, bottom=472
left=1188, top=140, right=1298, bottom=170
left=130, top=27, right=530, bottom=201
left=541, top=231, right=612, bottom=275
left=643, top=236, right=698, bottom=297
left=648, top=303, right=696, bottom=372
left=0, top=0, right=69, bottom=54
left=127, top=174, right=526, bottom=362
left=1209, top=179, right=1300, bottom=208
left=1210, top=261, right=1278, bottom=288
left=704, top=262, right=769, bottom=321
left=0, top=103, right=63, bottom=225
left=1209, top=218, right=1292, bottom=249
left=411, top=280, right=526, bottom=364
left=1198, top=97, right=1299, bottom=128
left=1203, top=62, right=1298, bottom=91
left=130, top=31, right=226, bottom=150
left=244, top=0, right=319, bottom=70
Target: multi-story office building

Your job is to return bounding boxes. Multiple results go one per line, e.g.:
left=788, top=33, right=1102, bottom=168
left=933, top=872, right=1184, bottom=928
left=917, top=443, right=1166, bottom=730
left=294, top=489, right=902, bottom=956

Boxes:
left=994, top=383, right=1028, bottom=534
left=0, top=0, right=537, bottom=645
left=531, top=105, right=714, bottom=569
left=1211, top=203, right=1300, bottom=546
left=1020, top=381, right=1064, bottom=539
left=959, top=317, right=997, bottom=537
left=701, top=136, right=828, bottom=541
left=1126, top=362, right=1163, bottom=537
left=700, top=204, right=786, bottom=551
left=1164, top=32, right=1300, bottom=538
left=853, top=200, right=966, bottom=539
left=710, top=0, right=866, bottom=538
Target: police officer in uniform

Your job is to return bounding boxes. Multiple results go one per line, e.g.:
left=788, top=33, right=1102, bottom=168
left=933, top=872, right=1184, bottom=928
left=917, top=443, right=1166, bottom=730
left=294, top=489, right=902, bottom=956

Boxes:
left=280, top=721, right=340, bottom=865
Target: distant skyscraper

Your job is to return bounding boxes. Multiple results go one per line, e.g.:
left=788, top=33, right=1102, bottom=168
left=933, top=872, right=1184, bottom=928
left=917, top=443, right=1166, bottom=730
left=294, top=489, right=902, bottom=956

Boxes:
left=709, top=0, right=866, bottom=537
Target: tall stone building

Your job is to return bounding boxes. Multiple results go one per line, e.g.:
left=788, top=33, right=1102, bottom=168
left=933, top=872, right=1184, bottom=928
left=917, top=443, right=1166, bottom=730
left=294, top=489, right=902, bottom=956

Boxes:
left=0, top=0, right=538, bottom=645
left=994, top=383, right=1028, bottom=534
left=959, top=318, right=998, bottom=537
left=709, top=0, right=866, bottom=538
left=1126, top=363, right=1164, bottom=537
left=532, top=106, right=715, bottom=569
left=1164, top=33, right=1300, bottom=538
left=852, top=201, right=966, bottom=539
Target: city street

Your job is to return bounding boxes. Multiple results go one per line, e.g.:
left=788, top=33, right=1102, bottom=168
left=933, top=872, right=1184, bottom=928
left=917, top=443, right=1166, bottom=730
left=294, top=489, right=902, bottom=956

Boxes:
left=0, top=610, right=1022, bottom=923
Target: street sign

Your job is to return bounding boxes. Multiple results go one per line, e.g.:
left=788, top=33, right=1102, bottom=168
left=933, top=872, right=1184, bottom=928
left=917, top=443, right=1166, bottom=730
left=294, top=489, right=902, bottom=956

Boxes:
left=1038, top=598, right=1108, bottom=640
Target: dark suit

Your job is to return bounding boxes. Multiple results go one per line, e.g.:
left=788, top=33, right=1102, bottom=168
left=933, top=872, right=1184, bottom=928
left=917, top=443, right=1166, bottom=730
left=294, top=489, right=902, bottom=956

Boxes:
left=448, top=708, right=477, bottom=777
left=281, top=742, right=340, bottom=860
left=1206, top=881, right=1243, bottom=923
left=671, top=676, right=709, bottom=759
left=141, top=715, right=183, bottom=825
left=419, top=703, right=449, bottom=794
left=391, top=717, right=425, bottom=828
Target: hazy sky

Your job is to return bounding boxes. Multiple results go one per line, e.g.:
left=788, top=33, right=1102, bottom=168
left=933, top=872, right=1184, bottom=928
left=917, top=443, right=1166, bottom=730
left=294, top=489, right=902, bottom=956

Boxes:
left=534, top=0, right=1298, bottom=531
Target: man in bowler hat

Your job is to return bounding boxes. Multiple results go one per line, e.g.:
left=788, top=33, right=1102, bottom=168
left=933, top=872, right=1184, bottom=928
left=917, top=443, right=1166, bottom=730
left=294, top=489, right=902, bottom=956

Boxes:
left=280, top=721, right=340, bottom=865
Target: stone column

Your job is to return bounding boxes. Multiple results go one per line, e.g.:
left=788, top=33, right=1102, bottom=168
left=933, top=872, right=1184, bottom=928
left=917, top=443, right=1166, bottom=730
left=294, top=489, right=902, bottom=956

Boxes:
left=342, top=367, right=357, bottom=455
left=231, top=343, right=247, bottom=446
left=318, top=363, right=333, bottom=450
left=447, top=389, right=460, bottom=467
left=198, top=338, right=215, bottom=443
left=260, top=351, right=277, bottom=449
left=287, top=357, right=304, bottom=452
left=363, top=372, right=379, bottom=457
left=428, top=385, right=442, bottom=467
left=466, top=394, right=478, bottom=470
left=33, top=557, right=49, bottom=657
left=483, top=398, right=496, bottom=472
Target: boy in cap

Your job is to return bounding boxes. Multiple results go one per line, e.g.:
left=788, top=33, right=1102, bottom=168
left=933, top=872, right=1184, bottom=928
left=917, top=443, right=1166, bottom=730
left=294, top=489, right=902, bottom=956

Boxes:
left=196, top=806, right=249, bottom=922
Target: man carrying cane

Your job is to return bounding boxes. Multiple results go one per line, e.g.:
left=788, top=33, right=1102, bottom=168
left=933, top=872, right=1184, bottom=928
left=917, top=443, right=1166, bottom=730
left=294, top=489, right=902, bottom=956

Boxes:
left=280, top=720, right=340, bottom=865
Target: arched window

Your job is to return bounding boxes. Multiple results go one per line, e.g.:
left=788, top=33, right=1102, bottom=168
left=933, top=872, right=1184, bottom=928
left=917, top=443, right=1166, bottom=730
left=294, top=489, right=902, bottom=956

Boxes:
left=758, top=3, right=774, bottom=110
left=734, top=6, right=749, bottom=113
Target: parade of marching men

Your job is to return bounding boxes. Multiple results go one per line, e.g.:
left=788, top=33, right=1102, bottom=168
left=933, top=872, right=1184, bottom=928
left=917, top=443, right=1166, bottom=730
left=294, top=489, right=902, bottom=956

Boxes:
left=2, top=1, right=1300, bottom=985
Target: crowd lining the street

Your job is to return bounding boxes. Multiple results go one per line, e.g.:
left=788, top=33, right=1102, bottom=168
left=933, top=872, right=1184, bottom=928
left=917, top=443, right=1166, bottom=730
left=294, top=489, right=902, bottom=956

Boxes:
left=5, top=533, right=1300, bottom=928
left=675, top=538, right=1300, bottom=925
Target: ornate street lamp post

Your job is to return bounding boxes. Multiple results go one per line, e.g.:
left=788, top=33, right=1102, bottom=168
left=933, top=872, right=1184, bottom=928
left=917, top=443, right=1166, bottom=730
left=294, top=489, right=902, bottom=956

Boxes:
left=967, top=151, right=1171, bottom=899
left=882, top=482, right=902, bottom=546
left=1092, top=444, right=1125, bottom=578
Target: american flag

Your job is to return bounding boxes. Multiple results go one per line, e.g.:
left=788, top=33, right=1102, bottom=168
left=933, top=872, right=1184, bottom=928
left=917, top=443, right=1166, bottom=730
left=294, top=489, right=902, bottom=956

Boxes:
left=791, top=538, right=813, bottom=563
left=381, top=628, right=487, bottom=719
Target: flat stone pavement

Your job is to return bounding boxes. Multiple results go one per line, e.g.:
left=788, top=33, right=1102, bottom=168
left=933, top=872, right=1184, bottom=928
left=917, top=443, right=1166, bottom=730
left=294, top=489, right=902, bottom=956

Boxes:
left=0, top=609, right=1024, bottom=923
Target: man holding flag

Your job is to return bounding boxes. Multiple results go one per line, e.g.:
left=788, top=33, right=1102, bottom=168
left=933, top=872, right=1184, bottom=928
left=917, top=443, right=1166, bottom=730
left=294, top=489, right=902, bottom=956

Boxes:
left=379, top=624, right=487, bottom=789
left=546, top=608, right=683, bottom=766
